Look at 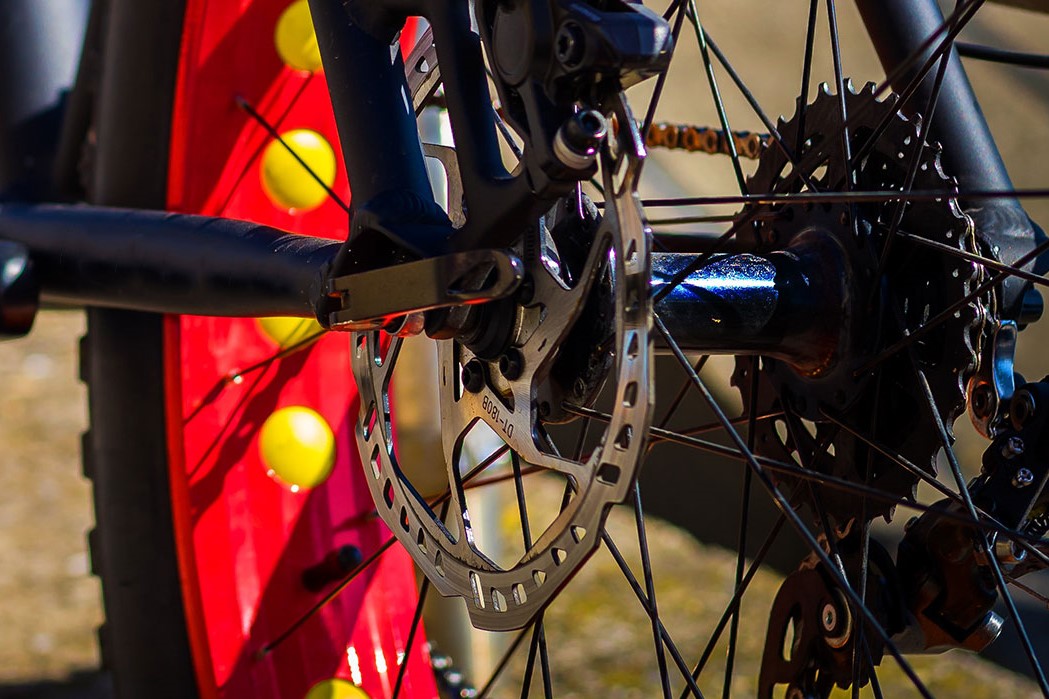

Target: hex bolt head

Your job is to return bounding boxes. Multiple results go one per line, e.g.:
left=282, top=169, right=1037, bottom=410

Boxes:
left=499, top=348, right=524, bottom=381
left=1002, top=436, right=1025, bottom=459
left=554, top=20, right=586, bottom=69
left=1013, top=467, right=1035, bottom=488
left=462, top=359, right=485, bottom=393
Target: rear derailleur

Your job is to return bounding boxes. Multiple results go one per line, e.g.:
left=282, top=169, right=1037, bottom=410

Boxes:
left=760, top=378, right=1049, bottom=698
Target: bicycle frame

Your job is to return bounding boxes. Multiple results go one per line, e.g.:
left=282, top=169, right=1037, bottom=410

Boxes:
left=0, top=0, right=1042, bottom=364
left=0, top=0, right=1047, bottom=693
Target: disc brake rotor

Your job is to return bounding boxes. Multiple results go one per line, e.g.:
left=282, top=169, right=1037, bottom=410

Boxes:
left=734, top=81, right=986, bottom=524
left=351, top=31, right=652, bottom=631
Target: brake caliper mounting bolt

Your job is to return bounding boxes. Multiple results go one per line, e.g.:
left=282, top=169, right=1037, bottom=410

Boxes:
left=553, top=109, right=608, bottom=170
left=1013, top=467, right=1035, bottom=488
left=499, top=348, right=524, bottom=381
left=1002, top=436, right=1025, bottom=459
left=462, top=359, right=486, bottom=393
left=554, top=20, right=586, bottom=69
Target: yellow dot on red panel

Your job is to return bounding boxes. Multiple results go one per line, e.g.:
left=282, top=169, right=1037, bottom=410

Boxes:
left=259, top=406, right=335, bottom=490
left=260, top=129, right=337, bottom=212
left=304, top=678, right=371, bottom=699
left=275, top=0, right=323, bottom=72
left=256, top=316, right=324, bottom=348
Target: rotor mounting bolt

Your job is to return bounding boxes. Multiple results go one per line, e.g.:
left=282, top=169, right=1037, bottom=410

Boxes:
left=499, top=348, right=525, bottom=381
left=462, top=359, right=486, bottom=393
left=554, top=20, right=586, bottom=69
left=1002, top=436, right=1025, bottom=459
left=1013, top=467, right=1035, bottom=488
left=821, top=602, right=838, bottom=633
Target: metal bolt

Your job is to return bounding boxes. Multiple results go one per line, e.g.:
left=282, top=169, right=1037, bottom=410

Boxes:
left=995, top=539, right=1027, bottom=569
left=971, top=383, right=994, bottom=419
left=462, top=359, right=485, bottom=393
left=518, top=274, right=535, bottom=305
left=553, top=109, right=608, bottom=170
left=554, top=21, right=586, bottom=69
left=1011, top=389, right=1036, bottom=431
left=1002, top=436, right=1025, bottom=459
left=821, top=602, right=837, bottom=633
left=499, top=348, right=524, bottom=381
left=1013, top=467, right=1035, bottom=488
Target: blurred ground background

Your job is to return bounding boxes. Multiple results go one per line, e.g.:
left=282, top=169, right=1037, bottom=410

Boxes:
left=3, top=0, right=1049, bottom=697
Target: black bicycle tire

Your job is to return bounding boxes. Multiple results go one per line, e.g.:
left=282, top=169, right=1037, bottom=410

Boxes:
left=79, top=0, right=198, bottom=696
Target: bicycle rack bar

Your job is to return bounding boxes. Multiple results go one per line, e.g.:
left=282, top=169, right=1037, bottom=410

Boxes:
left=0, top=203, right=339, bottom=318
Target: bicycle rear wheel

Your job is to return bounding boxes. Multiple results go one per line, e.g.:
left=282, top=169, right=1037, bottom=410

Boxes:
left=83, top=1, right=431, bottom=697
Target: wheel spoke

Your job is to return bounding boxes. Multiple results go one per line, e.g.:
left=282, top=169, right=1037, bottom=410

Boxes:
left=796, top=0, right=819, bottom=159
left=186, top=329, right=325, bottom=423
left=899, top=231, right=1049, bottom=290
left=568, top=401, right=1049, bottom=539
left=702, top=35, right=817, bottom=193
left=654, top=312, right=935, bottom=699
left=634, top=483, right=673, bottom=698
left=683, top=0, right=747, bottom=193
left=852, top=0, right=986, bottom=168
left=870, top=39, right=953, bottom=293
left=913, top=365, right=1049, bottom=693
left=656, top=356, right=710, bottom=430
left=258, top=536, right=397, bottom=657
left=235, top=94, right=350, bottom=213
left=858, top=236, right=1049, bottom=375
left=722, top=356, right=758, bottom=699
left=825, top=0, right=855, bottom=191
left=639, top=187, right=1049, bottom=209
left=476, top=626, right=533, bottom=698
left=601, top=530, right=707, bottom=699
left=392, top=573, right=432, bottom=698
left=680, top=515, right=787, bottom=698
left=510, top=451, right=554, bottom=697
left=640, top=0, right=688, bottom=141
left=260, top=445, right=512, bottom=654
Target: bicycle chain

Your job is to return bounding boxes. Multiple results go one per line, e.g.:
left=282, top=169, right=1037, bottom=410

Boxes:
left=644, top=121, right=766, bottom=159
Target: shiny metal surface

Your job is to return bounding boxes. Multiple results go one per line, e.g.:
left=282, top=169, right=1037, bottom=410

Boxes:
left=651, top=250, right=840, bottom=370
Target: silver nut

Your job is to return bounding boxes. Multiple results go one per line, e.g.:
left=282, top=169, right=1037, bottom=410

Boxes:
left=995, top=539, right=1027, bottom=569
left=1013, top=467, right=1035, bottom=488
